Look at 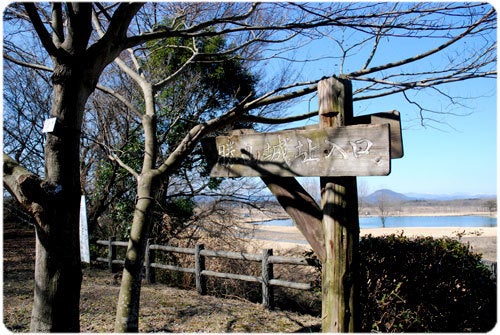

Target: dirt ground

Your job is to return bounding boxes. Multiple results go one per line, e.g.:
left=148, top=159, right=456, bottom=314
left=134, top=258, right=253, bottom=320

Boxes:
left=3, top=221, right=496, bottom=332
left=2, top=222, right=321, bottom=333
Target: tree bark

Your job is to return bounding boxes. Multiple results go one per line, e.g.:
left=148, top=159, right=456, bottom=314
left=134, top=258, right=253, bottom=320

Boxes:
left=114, top=171, right=160, bottom=332
left=28, top=60, right=94, bottom=331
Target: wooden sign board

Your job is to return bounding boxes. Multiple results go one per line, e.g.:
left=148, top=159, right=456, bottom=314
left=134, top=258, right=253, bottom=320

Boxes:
left=292, top=110, right=403, bottom=159
left=353, top=110, right=403, bottom=159
left=203, top=124, right=390, bottom=177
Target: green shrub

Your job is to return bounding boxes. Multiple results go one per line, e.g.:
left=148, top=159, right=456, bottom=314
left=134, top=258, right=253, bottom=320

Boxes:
left=359, top=234, right=496, bottom=332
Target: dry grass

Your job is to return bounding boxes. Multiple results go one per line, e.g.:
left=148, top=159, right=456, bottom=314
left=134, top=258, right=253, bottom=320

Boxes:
left=3, top=222, right=320, bottom=333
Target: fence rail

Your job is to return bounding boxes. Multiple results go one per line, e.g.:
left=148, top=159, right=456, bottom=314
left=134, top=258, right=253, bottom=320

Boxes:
left=95, top=237, right=315, bottom=309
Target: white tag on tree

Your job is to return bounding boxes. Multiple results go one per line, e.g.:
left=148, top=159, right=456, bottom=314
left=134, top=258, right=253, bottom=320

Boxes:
left=42, top=117, right=57, bottom=133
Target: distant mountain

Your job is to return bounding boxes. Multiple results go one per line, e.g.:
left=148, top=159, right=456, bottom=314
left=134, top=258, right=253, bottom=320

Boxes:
left=363, top=189, right=496, bottom=203
left=363, top=189, right=414, bottom=204
left=405, top=192, right=496, bottom=201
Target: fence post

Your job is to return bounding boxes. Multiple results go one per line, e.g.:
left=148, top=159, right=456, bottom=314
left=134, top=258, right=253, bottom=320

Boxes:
left=262, top=248, right=274, bottom=309
left=108, top=236, right=116, bottom=273
left=195, top=244, right=207, bottom=295
left=145, top=238, right=156, bottom=284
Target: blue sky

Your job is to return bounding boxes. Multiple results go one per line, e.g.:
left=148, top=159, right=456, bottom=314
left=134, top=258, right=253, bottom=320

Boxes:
left=357, top=80, right=497, bottom=196
left=261, top=5, right=497, bottom=196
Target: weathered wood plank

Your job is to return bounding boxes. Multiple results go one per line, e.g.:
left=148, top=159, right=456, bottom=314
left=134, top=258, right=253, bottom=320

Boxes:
left=200, top=249, right=262, bottom=261
left=289, top=110, right=403, bottom=159
left=201, top=270, right=261, bottom=283
left=268, top=255, right=314, bottom=266
left=151, top=263, right=196, bottom=274
left=195, top=244, right=207, bottom=295
left=269, top=279, right=311, bottom=290
left=262, top=249, right=274, bottom=308
left=149, top=244, right=195, bottom=254
left=353, top=110, right=403, bottom=159
left=203, top=124, right=390, bottom=177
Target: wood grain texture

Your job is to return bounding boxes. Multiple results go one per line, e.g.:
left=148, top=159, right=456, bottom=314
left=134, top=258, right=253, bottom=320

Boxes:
left=204, top=124, right=390, bottom=177
left=319, top=76, right=360, bottom=333
left=353, top=110, right=403, bottom=159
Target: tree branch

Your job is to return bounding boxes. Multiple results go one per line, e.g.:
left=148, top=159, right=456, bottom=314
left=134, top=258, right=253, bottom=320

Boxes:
left=3, top=53, right=53, bottom=72
left=3, top=153, right=45, bottom=220
left=244, top=80, right=320, bottom=110
left=95, top=84, right=143, bottom=118
left=156, top=93, right=254, bottom=177
left=23, top=3, right=59, bottom=57
left=242, top=110, right=318, bottom=125
left=51, top=2, right=64, bottom=47
left=348, top=8, right=496, bottom=78
left=87, top=3, right=144, bottom=66
left=107, top=153, right=140, bottom=179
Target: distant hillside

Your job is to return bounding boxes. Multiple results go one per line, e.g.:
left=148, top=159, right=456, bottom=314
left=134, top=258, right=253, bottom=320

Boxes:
left=405, top=192, right=497, bottom=201
left=360, top=189, right=496, bottom=216
left=363, top=189, right=496, bottom=204
left=363, top=189, right=414, bottom=204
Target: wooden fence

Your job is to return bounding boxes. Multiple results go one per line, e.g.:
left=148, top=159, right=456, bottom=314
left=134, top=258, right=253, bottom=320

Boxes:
left=95, top=237, right=316, bottom=309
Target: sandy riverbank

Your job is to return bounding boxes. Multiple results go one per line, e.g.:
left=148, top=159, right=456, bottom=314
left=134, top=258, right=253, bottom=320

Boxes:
left=361, top=212, right=496, bottom=218
left=245, top=225, right=497, bottom=262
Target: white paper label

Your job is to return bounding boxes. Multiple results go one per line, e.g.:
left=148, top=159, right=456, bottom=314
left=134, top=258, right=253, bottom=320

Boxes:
left=42, top=117, right=57, bottom=133
left=79, top=195, right=90, bottom=263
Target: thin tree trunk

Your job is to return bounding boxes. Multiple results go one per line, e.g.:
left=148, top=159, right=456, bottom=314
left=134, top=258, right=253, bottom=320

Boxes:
left=113, top=76, right=163, bottom=332
left=114, top=171, right=160, bottom=332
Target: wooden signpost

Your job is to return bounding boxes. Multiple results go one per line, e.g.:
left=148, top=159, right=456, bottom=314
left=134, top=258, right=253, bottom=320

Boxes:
left=203, top=76, right=403, bottom=333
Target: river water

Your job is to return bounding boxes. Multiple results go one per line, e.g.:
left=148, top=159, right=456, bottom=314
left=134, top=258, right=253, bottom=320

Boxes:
left=255, top=215, right=497, bottom=228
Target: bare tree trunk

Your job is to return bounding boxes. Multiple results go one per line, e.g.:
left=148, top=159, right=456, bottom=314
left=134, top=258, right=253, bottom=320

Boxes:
left=4, top=4, right=143, bottom=332
left=3, top=152, right=82, bottom=332
left=113, top=103, right=161, bottom=331
left=114, top=171, right=160, bottom=332
left=13, top=60, right=95, bottom=331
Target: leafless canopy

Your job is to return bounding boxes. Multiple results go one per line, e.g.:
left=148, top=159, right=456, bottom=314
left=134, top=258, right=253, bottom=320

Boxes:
left=4, top=2, right=496, bottom=127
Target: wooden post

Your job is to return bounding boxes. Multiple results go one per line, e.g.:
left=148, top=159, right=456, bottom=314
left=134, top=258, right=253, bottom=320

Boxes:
left=108, top=236, right=117, bottom=273
left=145, top=238, right=156, bottom=284
left=319, top=77, right=360, bottom=332
left=261, top=248, right=274, bottom=309
left=195, top=244, right=207, bottom=295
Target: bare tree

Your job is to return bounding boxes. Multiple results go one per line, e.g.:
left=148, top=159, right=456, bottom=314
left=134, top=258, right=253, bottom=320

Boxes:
left=357, top=180, right=370, bottom=215
left=3, top=2, right=496, bottom=332
left=484, top=199, right=497, bottom=216
left=376, top=192, right=390, bottom=228
left=3, top=62, right=51, bottom=176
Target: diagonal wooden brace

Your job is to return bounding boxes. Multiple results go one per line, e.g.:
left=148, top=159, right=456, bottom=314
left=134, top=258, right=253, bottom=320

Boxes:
left=261, top=175, right=326, bottom=262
